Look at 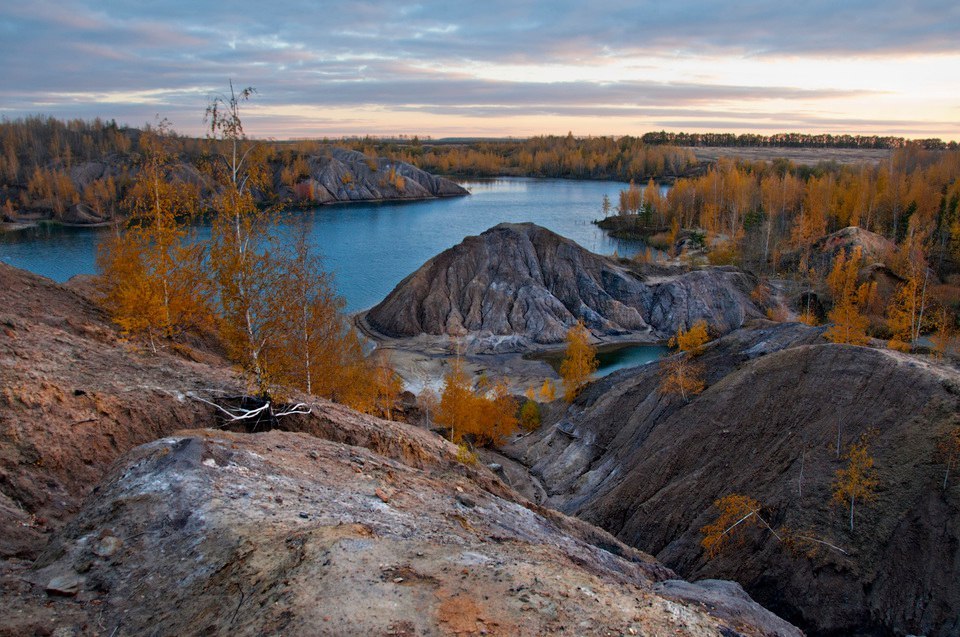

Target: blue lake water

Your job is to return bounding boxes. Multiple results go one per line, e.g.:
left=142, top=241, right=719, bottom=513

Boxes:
left=532, top=343, right=671, bottom=379
left=0, top=178, right=645, bottom=313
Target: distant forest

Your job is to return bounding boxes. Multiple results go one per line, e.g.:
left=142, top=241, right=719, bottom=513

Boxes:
left=1, top=115, right=957, bottom=224
left=639, top=131, right=959, bottom=150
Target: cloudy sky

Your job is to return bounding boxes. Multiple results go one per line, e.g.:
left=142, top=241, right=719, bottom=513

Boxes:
left=2, top=1, right=958, bottom=140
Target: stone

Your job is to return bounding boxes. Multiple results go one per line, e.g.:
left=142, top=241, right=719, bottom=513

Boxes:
left=45, top=573, right=83, bottom=597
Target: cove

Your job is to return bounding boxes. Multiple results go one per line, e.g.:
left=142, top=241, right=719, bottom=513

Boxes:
left=0, top=178, right=646, bottom=313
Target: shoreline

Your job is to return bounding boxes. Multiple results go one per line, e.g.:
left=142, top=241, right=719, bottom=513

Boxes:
left=353, top=310, right=667, bottom=395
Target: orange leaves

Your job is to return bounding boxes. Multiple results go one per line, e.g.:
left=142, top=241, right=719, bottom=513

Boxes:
left=559, top=321, right=598, bottom=403
left=832, top=439, right=879, bottom=532
left=436, top=359, right=518, bottom=447
left=700, top=494, right=763, bottom=558
left=824, top=247, right=872, bottom=346
left=669, top=320, right=710, bottom=355
left=657, top=356, right=705, bottom=401
left=659, top=320, right=710, bottom=401
left=96, top=127, right=211, bottom=351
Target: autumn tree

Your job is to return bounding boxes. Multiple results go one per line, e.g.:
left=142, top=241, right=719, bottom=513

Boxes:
left=267, top=227, right=398, bottom=416
left=700, top=494, right=767, bottom=557
left=519, top=399, right=541, bottom=431
left=824, top=247, right=872, bottom=346
left=833, top=439, right=879, bottom=532
left=559, top=320, right=599, bottom=402
left=205, top=82, right=279, bottom=392
left=539, top=378, right=557, bottom=402
left=930, top=307, right=957, bottom=359
left=658, top=356, right=705, bottom=401
left=436, top=358, right=475, bottom=442
left=418, top=387, right=439, bottom=427
left=658, top=320, right=710, bottom=400
left=672, top=319, right=709, bottom=354
left=436, top=359, right=518, bottom=446
left=96, top=123, right=210, bottom=350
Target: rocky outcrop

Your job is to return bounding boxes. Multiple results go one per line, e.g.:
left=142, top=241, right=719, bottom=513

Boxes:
left=508, top=321, right=960, bottom=636
left=10, top=149, right=466, bottom=226
left=366, top=223, right=763, bottom=351
left=13, top=429, right=799, bottom=636
left=0, top=263, right=800, bottom=636
left=0, top=262, right=237, bottom=559
left=287, top=148, right=468, bottom=203
left=780, top=226, right=895, bottom=273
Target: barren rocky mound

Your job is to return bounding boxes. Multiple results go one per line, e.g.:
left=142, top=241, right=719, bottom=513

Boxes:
left=366, top=223, right=762, bottom=351
left=11, top=148, right=467, bottom=226
left=780, top=226, right=895, bottom=273
left=288, top=148, right=468, bottom=203
left=0, top=263, right=800, bottom=636
left=508, top=321, right=960, bottom=636
left=12, top=427, right=797, bottom=636
left=0, top=262, right=238, bottom=559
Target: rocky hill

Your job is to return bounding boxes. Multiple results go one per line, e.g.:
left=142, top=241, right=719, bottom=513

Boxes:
left=778, top=226, right=896, bottom=274
left=7, top=148, right=467, bottom=227
left=0, top=263, right=800, bottom=636
left=365, top=223, right=763, bottom=352
left=508, top=321, right=960, bottom=636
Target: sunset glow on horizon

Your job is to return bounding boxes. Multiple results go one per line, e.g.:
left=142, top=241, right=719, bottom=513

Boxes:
left=2, top=1, right=958, bottom=141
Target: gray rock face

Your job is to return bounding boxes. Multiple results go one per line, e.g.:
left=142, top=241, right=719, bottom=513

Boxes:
left=508, top=322, right=960, bottom=636
left=298, top=148, right=467, bottom=203
left=367, top=223, right=762, bottom=350
left=24, top=424, right=800, bottom=637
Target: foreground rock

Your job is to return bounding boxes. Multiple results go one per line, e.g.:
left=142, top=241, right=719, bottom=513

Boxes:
left=508, top=321, right=960, bottom=636
left=366, top=223, right=763, bottom=352
left=0, top=262, right=799, bottom=635
left=8, top=427, right=800, bottom=636
left=0, top=263, right=237, bottom=559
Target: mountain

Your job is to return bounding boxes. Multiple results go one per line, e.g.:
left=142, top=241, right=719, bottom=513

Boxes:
left=366, top=223, right=763, bottom=352
left=507, top=321, right=960, bottom=636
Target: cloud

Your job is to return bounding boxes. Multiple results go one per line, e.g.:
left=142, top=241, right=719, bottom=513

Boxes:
left=0, top=1, right=957, bottom=139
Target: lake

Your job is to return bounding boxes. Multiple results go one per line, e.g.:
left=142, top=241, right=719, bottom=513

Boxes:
left=0, top=178, right=646, bottom=313
left=530, top=343, right=671, bottom=379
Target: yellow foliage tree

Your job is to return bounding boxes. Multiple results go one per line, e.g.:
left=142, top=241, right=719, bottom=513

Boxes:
left=700, top=494, right=763, bottom=558
left=833, top=439, right=879, bottom=532
left=96, top=124, right=210, bottom=351
left=539, top=379, right=557, bottom=402
left=657, top=356, right=706, bottom=401
left=435, top=359, right=518, bottom=446
left=886, top=277, right=918, bottom=351
left=436, top=358, right=475, bottom=443
left=930, top=307, right=956, bottom=359
left=670, top=319, right=710, bottom=354
left=559, top=320, right=598, bottom=402
left=519, top=399, right=541, bottom=431
left=824, top=247, right=872, bottom=346
left=659, top=320, right=710, bottom=400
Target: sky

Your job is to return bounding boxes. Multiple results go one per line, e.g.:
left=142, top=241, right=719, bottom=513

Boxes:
left=1, top=1, right=958, bottom=141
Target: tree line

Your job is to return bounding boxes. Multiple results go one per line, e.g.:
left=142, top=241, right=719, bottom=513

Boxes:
left=346, top=133, right=699, bottom=181
left=641, top=130, right=958, bottom=150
